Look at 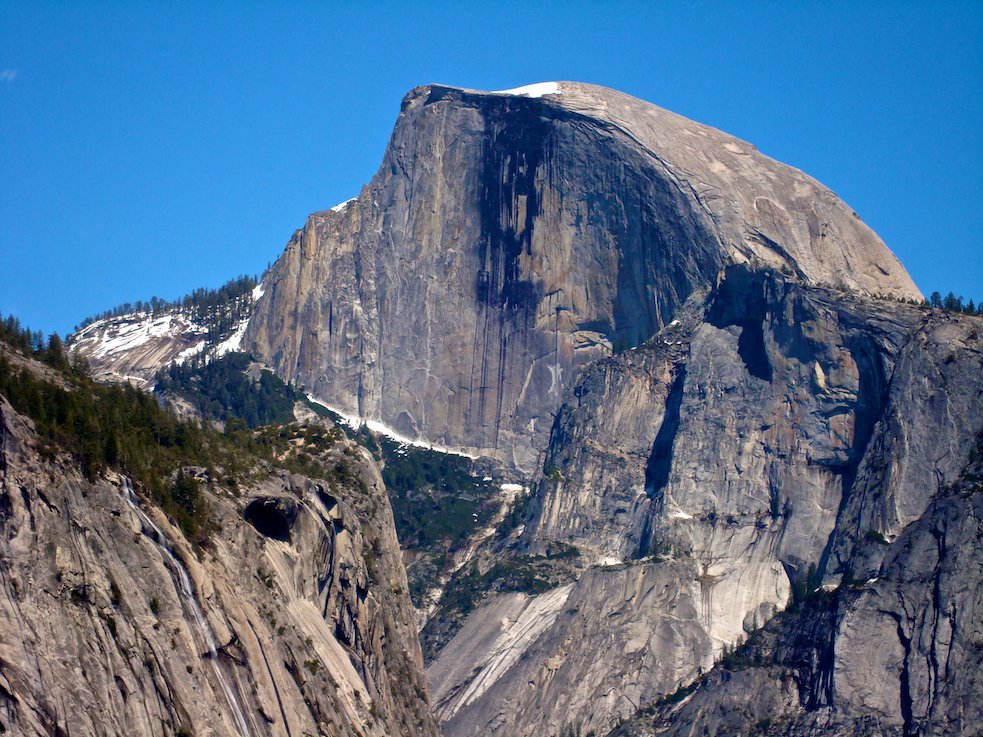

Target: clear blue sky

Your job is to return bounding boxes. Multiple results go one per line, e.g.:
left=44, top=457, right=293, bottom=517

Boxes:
left=2, top=1, right=981, bottom=336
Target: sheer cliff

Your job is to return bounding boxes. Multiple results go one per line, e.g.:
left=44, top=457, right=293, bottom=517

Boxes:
left=0, top=352, right=440, bottom=737
left=244, top=82, right=919, bottom=472
left=428, top=269, right=982, bottom=737
left=608, top=428, right=983, bottom=737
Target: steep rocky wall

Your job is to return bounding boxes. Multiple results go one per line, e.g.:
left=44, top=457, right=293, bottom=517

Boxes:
left=427, top=269, right=982, bottom=737
left=0, top=395, right=440, bottom=737
left=608, top=456, right=983, bottom=737
left=245, top=83, right=920, bottom=472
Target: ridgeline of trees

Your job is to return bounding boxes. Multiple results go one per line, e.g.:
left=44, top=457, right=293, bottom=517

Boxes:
left=1, top=312, right=77, bottom=374
left=73, top=274, right=260, bottom=341
left=925, top=291, right=982, bottom=316
left=155, top=352, right=304, bottom=428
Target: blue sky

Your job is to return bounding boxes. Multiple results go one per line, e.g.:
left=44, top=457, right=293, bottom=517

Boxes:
left=1, top=1, right=981, bottom=335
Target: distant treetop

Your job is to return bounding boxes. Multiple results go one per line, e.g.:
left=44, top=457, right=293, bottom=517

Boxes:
left=926, top=291, right=981, bottom=316
left=73, top=274, right=259, bottom=333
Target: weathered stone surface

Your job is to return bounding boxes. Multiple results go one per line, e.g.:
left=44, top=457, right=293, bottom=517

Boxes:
left=0, top=390, right=439, bottom=737
left=70, top=312, right=215, bottom=388
left=429, top=269, right=982, bottom=737
left=430, top=562, right=713, bottom=737
left=608, top=470, right=983, bottom=737
left=46, top=81, right=980, bottom=737
left=245, top=83, right=920, bottom=472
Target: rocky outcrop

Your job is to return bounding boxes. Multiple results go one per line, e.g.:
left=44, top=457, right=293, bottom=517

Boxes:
left=245, top=82, right=920, bottom=472
left=426, top=269, right=982, bottom=737
left=0, top=390, right=440, bottom=737
left=70, top=312, right=215, bottom=388
left=608, top=438, right=983, bottom=737
left=69, top=283, right=263, bottom=389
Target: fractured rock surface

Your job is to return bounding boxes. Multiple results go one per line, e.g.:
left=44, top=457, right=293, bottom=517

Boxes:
left=428, top=271, right=982, bottom=737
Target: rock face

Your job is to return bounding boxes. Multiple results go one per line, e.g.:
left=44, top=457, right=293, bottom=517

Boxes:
left=239, top=82, right=979, bottom=737
left=426, top=271, right=983, bottom=737
left=609, top=433, right=983, bottom=737
left=0, top=389, right=440, bottom=737
left=245, top=82, right=919, bottom=471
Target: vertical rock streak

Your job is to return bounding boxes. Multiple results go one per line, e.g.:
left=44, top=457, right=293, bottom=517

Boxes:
left=121, top=478, right=253, bottom=737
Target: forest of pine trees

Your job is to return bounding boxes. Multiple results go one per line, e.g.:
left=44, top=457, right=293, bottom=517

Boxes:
left=925, top=291, right=982, bottom=315
left=154, top=352, right=303, bottom=428
left=73, top=274, right=259, bottom=341
left=0, top=313, right=333, bottom=547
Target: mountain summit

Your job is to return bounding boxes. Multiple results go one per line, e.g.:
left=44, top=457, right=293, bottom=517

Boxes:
left=245, top=81, right=920, bottom=471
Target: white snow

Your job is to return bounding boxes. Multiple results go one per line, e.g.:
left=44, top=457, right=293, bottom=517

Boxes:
left=330, top=197, right=356, bottom=213
left=213, top=318, right=249, bottom=357
left=80, top=314, right=194, bottom=360
left=252, top=282, right=265, bottom=301
left=306, top=394, right=478, bottom=459
left=175, top=340, right=207, bottom=365
left=500, top=483, right=525, bottom=495
left=668, top=319, right=680, bottom=328
left=597, top=556, right=623, bottom=567
left=671, top=510, right=694, bottom=520
left=492, top=82, right=562, bottom=98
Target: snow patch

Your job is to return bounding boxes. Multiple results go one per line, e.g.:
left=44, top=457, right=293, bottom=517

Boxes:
left=175, top=340, right=207, bottom=365
left=213, top=319, right=249, bottom=357
left=493, top=82, right=562, bottom=98
left=597, top=556, right=623, bottom=567
left=80, top=314, right=197, bottom=360
left=251, top=282, right=265, bottom=301
left=306, top=394, right=478, bottom=459
left=671, top=510, right=694, bottom=520
left=330, top=198, right=356, bottom=213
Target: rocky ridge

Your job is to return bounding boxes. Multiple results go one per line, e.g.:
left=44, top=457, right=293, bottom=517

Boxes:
left=0, top=351, right=439, bottom=737
left=69, top=282, right=264, bottom=389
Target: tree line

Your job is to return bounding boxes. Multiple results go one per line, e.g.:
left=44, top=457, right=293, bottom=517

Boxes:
left=925, top=291, right=981, bottom=316
left=73, top=274, right=259, bottom=334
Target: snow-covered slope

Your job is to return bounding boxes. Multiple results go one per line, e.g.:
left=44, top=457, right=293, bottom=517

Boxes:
left=69, top=281, right=265, bottom=388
